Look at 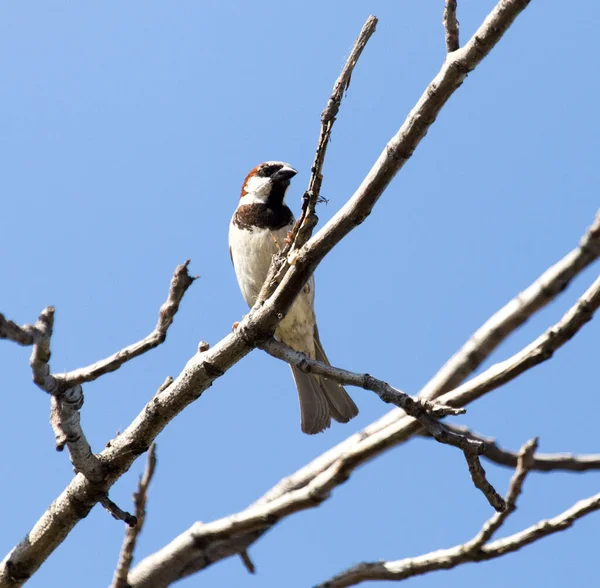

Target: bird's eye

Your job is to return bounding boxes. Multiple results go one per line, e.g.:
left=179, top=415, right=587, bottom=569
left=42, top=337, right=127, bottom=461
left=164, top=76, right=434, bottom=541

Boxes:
left=260, top=164, right=279, bottom=177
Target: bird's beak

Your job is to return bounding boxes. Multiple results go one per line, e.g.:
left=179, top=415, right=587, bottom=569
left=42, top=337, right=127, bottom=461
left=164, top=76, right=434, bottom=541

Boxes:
left=272, top=166, right=298, bottom=182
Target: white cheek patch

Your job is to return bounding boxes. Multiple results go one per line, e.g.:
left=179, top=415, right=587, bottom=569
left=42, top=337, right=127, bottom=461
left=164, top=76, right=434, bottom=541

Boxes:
left=240, top=176, right=272, bottom=205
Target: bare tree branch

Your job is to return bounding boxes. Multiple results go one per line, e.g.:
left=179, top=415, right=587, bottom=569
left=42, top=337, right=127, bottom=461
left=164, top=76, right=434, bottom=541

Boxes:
left=257, top=269, right=600, bottom=501
left=126, top=448, right=379, bottom=588
left=25, top=309, right=105, bottom=482
left=29, top=307, right=55, bottom=390
left=3, top=262, right=194, bottom=394
left=443, top=0, right=460, bottom=52
left=437, top=273, right=600, bottom=409
left=57, top=260, right=196, bottom=388
left=10, top=263, right=192, bottom=485
left=423, top=425, right=600, bottom=472
left=258, top=16, right=378, bottom=304
left=262, top=338, right=465, bottom=418
left=250, top=0, right=535, bottom=336
left=291, top=15, right=378, bottom=251
left=419, top=208, right=600, bottom=401
left=238, top=550, right=255, bottom=575
left=317, top=441, right=600, bottom=587
left=99, top=496, right=137, bottom=527
left=463, top=448, right=506, bottom=512
left=465, top=438, right=538, bottom=549
left=251, top=210, right=600, bottom=511
left=49, top=387, right=106, bottom=482
left=329, top=270, right=600, bottom=491
left=0, top=313, right=40, bottom=346
left=124, top=440, right=531, bottom=588
left=112, top=444, right=157, bottom=588
left=0, top=2, right=537, bottom=584
left=263, top=338, right=508, bottom=510
left=125, top=267, right=600, bottom=587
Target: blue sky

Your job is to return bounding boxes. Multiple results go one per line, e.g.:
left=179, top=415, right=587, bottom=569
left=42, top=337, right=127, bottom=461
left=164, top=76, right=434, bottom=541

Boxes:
left=1, top=1, right=599, bottom=587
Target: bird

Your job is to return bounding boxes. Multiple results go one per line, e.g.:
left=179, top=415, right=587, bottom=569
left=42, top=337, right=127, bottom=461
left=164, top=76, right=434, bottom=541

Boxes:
left=229, top=161, right=359, bottom=434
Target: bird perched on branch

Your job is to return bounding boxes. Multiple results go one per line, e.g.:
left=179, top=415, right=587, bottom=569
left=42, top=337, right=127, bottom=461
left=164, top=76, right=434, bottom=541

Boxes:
left=229, top=161, right=359, bottom=434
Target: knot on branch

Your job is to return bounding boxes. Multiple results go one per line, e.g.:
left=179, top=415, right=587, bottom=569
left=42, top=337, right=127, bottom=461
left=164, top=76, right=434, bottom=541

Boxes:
left=235, top=320, right=275, bottom=348
left=62, top=384, right=84, bottom=410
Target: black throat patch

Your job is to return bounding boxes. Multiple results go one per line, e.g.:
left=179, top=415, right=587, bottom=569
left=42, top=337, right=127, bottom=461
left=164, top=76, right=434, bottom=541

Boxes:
left=233, top=202, right=294, bottom=231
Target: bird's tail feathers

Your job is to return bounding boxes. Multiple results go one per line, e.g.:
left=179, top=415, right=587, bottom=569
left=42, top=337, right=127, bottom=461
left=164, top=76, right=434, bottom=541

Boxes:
left=290, top=366, right=331, bottom=435
left=290, top=329, right=359, bottom=434
left=313, top=332, right=359, bottom=423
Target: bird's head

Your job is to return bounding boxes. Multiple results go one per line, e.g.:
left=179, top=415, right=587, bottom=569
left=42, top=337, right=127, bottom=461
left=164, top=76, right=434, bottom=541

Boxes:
left=239, top=161, right=298, bottom=206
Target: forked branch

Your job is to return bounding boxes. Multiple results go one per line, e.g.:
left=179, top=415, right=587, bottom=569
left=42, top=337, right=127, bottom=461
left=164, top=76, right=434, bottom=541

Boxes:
left=317, top=440, right=600, bottom=587
left=263, top=338, right=505, bottom=510
left=57, top=260, right=196, bottom=388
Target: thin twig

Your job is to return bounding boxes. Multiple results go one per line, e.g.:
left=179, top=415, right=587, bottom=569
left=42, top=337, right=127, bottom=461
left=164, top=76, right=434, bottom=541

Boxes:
left=262, top=338, right=464, bottom=419
left=112, top=444, right=157, bottom=588
left=57, top=261, right=195, bottom=388
left=465, top=438, right=538, bottom=549
left=239, top=550, right=256, bottom=574
left=463, top=448, right=506, bottom=511
left=422, top=425, right=600, bottom=472
left=0, top=313, right=40, bottom=346
left=292, top=15, right=379, bottom=251
left=319, top=492, right=600, bottom=586
left=263, top=338, right=502, bottom=510
left=258, top=16, right=378, bottom=304
left=443, top=0, right=460, bottom=52
left=100, top=496, right=137, bottom=527
left=29, top=307, right=56, bottom=391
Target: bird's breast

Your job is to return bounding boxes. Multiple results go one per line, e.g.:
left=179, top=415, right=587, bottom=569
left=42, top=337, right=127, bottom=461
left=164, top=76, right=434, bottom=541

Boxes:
left=229, top=214, right=293, bottom=307
left=229, top=203, right=317, bottom=357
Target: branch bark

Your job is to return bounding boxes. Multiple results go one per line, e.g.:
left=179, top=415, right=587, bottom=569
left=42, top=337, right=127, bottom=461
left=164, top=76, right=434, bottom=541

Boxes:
left=29, top=307, right=55, bottom=390
left=0, top=313, right=43, bottom=346
left=443, top=0, right=460, bottom=52
left=49, top=386, right=106, bottom=482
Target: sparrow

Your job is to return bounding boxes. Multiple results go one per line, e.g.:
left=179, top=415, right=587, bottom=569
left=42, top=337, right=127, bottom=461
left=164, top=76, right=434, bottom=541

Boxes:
left=229, top=161, right=359, bottom=434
